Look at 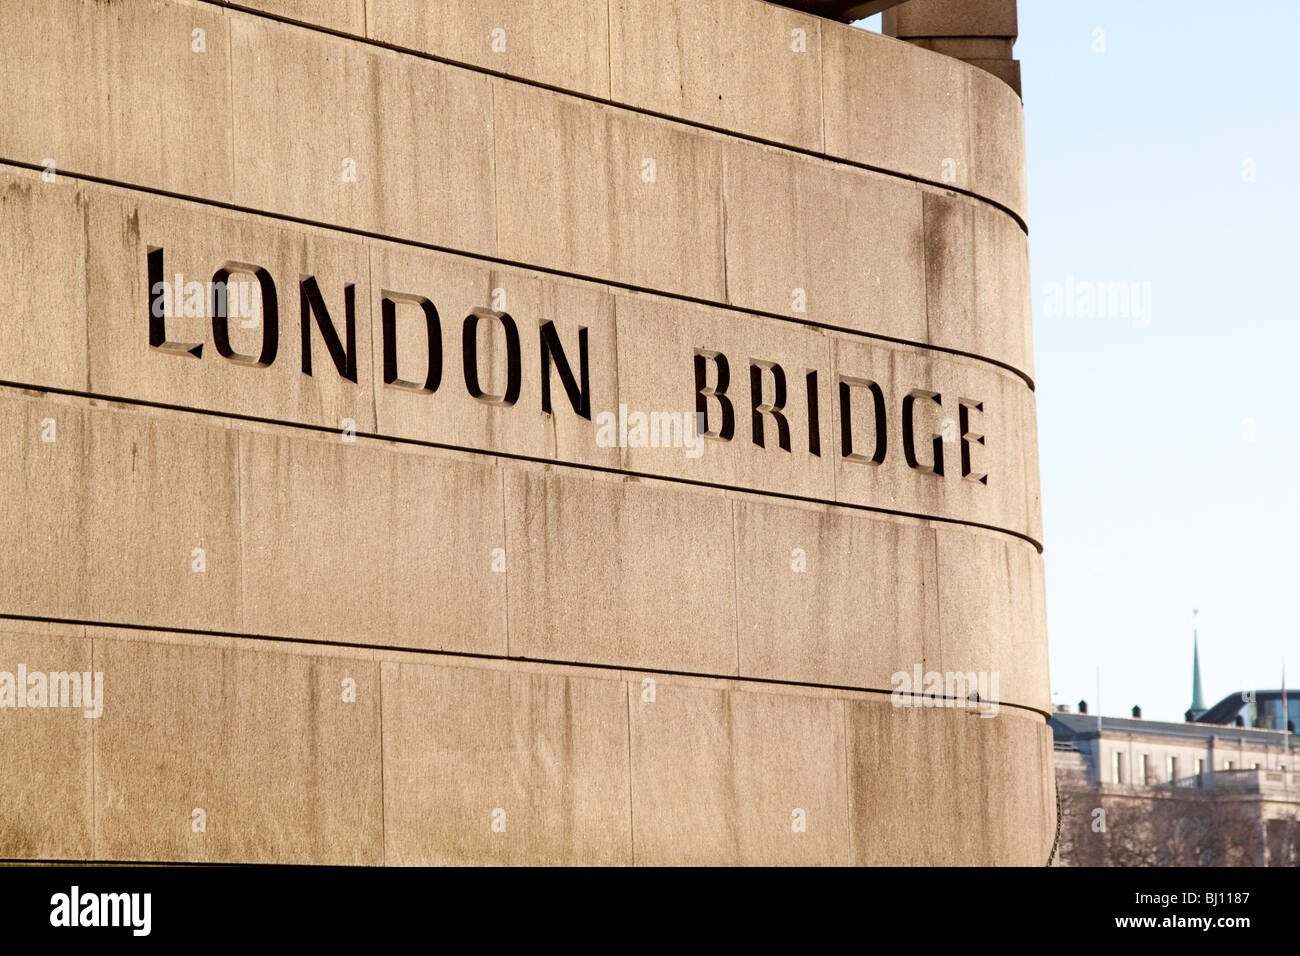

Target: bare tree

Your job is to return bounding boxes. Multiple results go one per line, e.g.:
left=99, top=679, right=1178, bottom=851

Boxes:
left=1055, top=775, right=1285, bottom=866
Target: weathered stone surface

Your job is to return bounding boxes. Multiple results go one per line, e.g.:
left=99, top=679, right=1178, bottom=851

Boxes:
left=0, top=176, right=88, bottom=391
left=965, top=57, right=1022, bottom=95
left=934, top=523, right=1050, bottom=713
left=733, top=499, right=935, bottom=690
left=230, top=15, right=497, bottom=255
left=0, top=623, right=94, bottom=861
left=0, top=386, right=1046, bottom=709
left=885, top=0, right=1019, bottom=39
left=0, top=167, right=1039, bottom=540
left=238, top=426, right=509, bottom=654
left=923, top=189, right=1034, bottom=379
left=236, top=0, right=366, bottom=34
left=92, top=630, right=383, bottom=864
left=368, top=0, right=610, bottom=98
left=0, top=0, right=1048, bottom=868
left=610, top=0, right=823, bottom=149
left=734, top=498, right=1048, bottom=711
left=721, top=144, right=930, bottom=347
left=0, top=8, right=1033, bottom=366
left=1020, top=384, right=1044, bottom=541
left=846, top=699, right=1054, bottom=865
left=493, top=82, right=727, bottom=302
left=823, top=26, right=973, bottom=194
left=0, top=0, right=1028, bottom=228
left=0, top=618, right=1055, bottom=865
left=0, top=0, right=231, bottom=199
left=968, top=62, right=1029, bottom=221
left=0, top=389, right=508, bottom=653
left=628, top=679, right=850, bottom=865
left=504, top=467, right=738, bottom=675
left=0, top=393, right=242, bottom=633
left=822, top=22, right=1027, bottom=221
left=381, top=658, right=631, bottom=865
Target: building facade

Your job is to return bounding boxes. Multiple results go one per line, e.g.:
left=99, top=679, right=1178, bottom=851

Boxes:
left=0, top=0, right=1048, bottom=864
left=1054, top=709, right=1300, bottom=866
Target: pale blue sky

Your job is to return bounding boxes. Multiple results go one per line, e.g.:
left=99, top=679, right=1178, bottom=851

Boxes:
left=860, top=3, right=1300, bottom=721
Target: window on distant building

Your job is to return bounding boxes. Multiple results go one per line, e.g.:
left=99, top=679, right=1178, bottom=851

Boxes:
left=1225, top=760, right=1235, bottom=770
left=1167, top=756, right=1178, bottom=781
left=1196, top=758, right=1204, bottom=783
left=1252, top=762, right=1260, bottom=770
left=1140, top=754, right=1150, bottom=784
left=1111, top=751, right=1122, bottom=784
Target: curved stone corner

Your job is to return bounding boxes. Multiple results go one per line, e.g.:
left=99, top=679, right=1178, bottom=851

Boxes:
left=0, top=623, right=1056, bottom=865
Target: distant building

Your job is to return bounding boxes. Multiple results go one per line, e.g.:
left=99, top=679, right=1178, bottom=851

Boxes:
left=1052, top=707, right=1298, bottom=865
left=1052, top=617, right=1298, bottom=865
left=1197, top=690, right=1298, bottom=732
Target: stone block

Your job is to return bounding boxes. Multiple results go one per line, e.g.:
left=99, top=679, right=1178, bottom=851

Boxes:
left=0, top=175, right=89, bottom=391
left=0, top=393, right=242, bottom=632
left=846, top=699, right=1053, bottom=865
left=922, top=189, right=1033, bottom=379
left=628, top=680, right=849, bottom=864
left=0, top=0, right=231, bottom=199
left=722, top=143, right=929, bottom=347
left=230, top=16, right=496, bottom=255
left=493, top=82, right=726, bottom=302
left=368, top=0, right=610, bottom=98
left=503, top=467, right=738, bottom=675
left=93, top=630, right=383, bottom=864
left=0, top=623, right=94, bottom=861
left=610, top=0, right=822, bottom=148
left=238, top=427, right=509, bottom=654
left=380, top=658, right=631, bottom=865
left=235, top=0, right=365, bottom=33
left=733, top=499, right=935, bottom=691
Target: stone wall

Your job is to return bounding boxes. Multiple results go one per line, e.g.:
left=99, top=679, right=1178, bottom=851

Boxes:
left=0, top=0, right=1051, bottom=864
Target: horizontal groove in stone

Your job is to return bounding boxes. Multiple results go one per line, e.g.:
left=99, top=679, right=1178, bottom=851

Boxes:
left=0, top=380, right=1043, bottom=552
left=0, top=158, right=1036, bottom=389
left=0, top=386, right=1049, bottom=713
left=0, top=611, right=1050, bottom=719
left=198, top=0, right=1028, bottom=228
left=0, top=618, right=1055, bottom=864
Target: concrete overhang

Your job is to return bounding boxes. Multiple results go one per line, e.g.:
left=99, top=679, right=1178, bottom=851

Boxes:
left=772, top=1, right=908, bottom=22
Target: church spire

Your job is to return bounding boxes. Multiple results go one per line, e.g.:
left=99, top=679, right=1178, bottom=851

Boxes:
left=1190, top=609, right=1205, bottom=715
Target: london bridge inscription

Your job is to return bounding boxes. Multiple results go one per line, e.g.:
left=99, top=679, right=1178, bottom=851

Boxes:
left=0, top=172, right=1036, bottom=539
left=145, top=245, right=995, bottom=493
